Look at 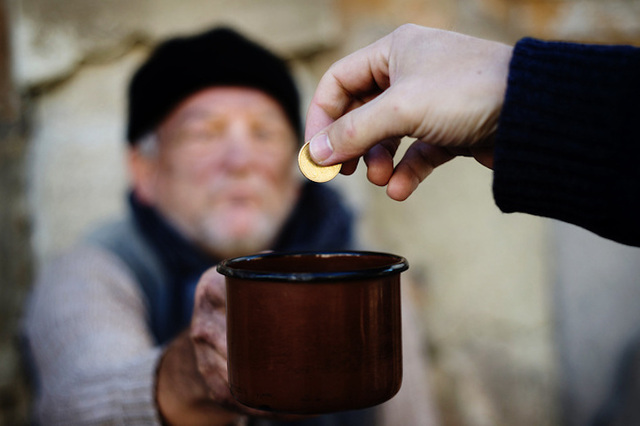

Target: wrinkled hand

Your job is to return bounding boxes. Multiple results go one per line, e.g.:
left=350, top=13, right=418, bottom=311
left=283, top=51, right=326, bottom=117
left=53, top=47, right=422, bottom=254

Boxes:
left=305, top=24, right=513, bottom=201
left=190, top=268, right=238, bottom=411
left=189, top=269, right=307, bottom=422
left=156, top=268, right=241, bottom=425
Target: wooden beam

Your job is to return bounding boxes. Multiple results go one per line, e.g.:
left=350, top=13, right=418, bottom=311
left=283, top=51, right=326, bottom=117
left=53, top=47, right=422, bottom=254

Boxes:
left=0, top=0, right=17, bottom=123
left=0, top=0, right=32, bottom=424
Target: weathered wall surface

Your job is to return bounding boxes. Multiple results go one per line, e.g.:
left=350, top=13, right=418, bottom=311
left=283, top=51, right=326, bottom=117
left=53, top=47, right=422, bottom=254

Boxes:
left=2, top=0, right=640, bottom=425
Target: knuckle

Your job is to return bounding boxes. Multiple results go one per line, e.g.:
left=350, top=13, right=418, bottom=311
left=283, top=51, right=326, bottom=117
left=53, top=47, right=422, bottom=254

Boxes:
left=396, top=23, right=416, bottom=34
left=394, top=23, right=421, bottom=41
left=200, top=267, right=223, bottom=287
left=190, top=323, right=207, bottom=341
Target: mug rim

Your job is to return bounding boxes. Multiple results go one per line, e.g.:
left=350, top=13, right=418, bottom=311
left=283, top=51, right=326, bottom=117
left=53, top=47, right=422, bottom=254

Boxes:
left=217, top=250, right=409, bottom=283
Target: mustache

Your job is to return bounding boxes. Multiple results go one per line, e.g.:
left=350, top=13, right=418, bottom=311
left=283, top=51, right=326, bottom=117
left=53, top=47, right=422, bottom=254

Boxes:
left=208, top=176, right=273, bottom=201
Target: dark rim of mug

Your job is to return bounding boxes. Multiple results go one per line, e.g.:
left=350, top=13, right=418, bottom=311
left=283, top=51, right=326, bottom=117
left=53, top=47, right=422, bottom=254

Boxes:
left=216, top=251, right=409, bottom=282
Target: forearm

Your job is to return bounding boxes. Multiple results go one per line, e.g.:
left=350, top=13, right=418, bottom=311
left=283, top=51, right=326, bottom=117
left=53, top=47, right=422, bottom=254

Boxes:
left=156, top=330, right=243, bottom=426
left=493, top=38, right=640, bottom=246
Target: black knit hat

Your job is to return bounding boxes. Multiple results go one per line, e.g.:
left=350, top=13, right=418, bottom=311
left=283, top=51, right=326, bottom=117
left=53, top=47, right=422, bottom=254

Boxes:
left=127, top=27, right=302, bottom=144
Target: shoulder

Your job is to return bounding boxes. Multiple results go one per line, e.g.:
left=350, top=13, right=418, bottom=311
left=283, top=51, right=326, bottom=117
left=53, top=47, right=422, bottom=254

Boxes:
left=29, top=242, right=145, bottom=312
left=26, top=216, right=157, bottom=330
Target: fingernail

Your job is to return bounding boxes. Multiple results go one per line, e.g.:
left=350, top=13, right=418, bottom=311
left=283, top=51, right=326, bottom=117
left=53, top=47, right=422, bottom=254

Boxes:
left=309, top=132, right=333, bottom=164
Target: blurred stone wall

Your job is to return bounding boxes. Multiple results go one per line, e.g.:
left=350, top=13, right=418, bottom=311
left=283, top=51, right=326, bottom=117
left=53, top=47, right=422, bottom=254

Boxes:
left=0, top=1, right=31, bottom=424
left=2, top=0, right=640, bottom=425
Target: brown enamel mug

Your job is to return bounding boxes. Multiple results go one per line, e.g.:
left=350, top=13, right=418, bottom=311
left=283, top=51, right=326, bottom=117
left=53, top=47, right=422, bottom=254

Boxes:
left=217, top=251, right=408, bottom=414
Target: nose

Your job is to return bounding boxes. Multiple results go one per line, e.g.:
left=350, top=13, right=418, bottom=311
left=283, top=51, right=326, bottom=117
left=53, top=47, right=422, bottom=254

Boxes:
left=222, top=121, right=254, bottom=171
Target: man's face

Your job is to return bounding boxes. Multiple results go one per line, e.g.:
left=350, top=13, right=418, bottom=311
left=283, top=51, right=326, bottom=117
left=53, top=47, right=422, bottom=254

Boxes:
left=132, top=87, right=301, bottom=258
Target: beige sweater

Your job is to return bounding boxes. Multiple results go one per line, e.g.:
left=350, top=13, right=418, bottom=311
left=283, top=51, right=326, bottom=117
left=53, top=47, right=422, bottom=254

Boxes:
left=24, top=244, right=439, bottom=425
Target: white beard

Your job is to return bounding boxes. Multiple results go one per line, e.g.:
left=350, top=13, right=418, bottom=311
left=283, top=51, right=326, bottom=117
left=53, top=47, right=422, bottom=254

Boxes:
left=192, top=177, right=300, bottom=259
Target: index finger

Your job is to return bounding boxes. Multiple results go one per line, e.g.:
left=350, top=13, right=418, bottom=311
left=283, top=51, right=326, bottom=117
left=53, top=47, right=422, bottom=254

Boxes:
left=304, top=34, right=393, bottom=141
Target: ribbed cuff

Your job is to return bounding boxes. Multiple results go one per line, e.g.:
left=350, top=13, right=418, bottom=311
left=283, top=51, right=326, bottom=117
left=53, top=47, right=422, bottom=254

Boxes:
left=41, top=348, right=164, bottom=425
left=493, top=37, right=640, bottom=246
left=119, top=348, right=164, bottom=424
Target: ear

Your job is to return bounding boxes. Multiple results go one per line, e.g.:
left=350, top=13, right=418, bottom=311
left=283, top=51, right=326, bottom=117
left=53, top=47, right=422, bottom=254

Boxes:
left=127, top=147, right=159, bottom=205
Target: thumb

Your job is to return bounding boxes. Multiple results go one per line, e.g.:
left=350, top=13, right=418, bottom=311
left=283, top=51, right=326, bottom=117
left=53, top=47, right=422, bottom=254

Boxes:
left=308, top=89, right=409, bottom=166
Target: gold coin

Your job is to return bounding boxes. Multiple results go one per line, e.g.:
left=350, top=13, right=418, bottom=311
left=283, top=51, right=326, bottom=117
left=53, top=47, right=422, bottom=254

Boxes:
left=298, top=141, right=341, bottom=183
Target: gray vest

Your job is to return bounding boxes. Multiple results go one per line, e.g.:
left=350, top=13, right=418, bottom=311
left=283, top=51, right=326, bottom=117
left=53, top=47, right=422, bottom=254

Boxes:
left=87, top=216, right=176, bottom=344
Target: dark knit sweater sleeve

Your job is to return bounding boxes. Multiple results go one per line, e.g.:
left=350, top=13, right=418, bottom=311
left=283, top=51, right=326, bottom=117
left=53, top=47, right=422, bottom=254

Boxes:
left=493, top=37, right=640, bottom=247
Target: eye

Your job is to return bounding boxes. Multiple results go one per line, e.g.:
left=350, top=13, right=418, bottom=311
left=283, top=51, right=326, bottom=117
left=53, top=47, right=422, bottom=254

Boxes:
left=254, top=128, right=276, bottom=140
left=182, top=122, right=226, bottom=143
left=252, top=122, right=290, bottom=143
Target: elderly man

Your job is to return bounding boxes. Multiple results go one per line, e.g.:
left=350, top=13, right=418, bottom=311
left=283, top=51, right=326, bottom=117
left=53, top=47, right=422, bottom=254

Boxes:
left=24, top=27, right=437, bottom=425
